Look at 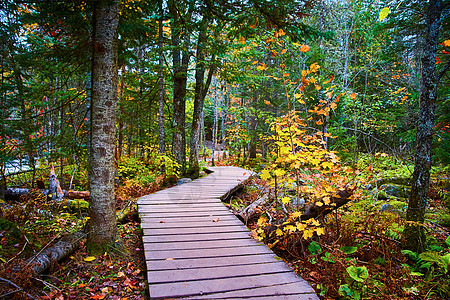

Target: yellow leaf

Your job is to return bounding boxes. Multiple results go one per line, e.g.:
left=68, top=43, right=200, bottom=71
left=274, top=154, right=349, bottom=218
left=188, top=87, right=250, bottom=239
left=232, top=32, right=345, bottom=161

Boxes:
left=294, top=93, right=302, bottom=99
left=261, top=169, right=271, bottom=181
left=273, top=169, right=286, bottom=177
left=443, top=40, right=450, bottom=47
left=276, top=228, right=283, bottom=236
left=316, top=201, right=323, bottom=207
left=238, top=36, right=246, bottom=44
left=84, top=256, right=96, bottom=262
left=323, top=197, right=331, bottom=205
left=330, top=102, right=337, bottom=110
left=296, top=222, right=307, bottom=231
left=302, top=70, right=309, bottom=77
left=321, top=161, right=333, bottom=169
left=316, top=227, right=325, bottom=236
left=252, top=61, right=258, bottom=65
left=291, top=211, right=302, bottom=219
left=379, top=7, right=390, bottom=21
left=282, top=197, right=291, bottom=205
left=285, top=225, right=297, bottom=233
left=302, top=229, right=314, bottom=239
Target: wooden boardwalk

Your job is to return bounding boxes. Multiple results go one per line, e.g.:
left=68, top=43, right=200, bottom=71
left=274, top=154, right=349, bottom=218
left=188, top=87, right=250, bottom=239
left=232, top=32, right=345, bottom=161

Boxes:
left=137, top=166, right=318, bottom=299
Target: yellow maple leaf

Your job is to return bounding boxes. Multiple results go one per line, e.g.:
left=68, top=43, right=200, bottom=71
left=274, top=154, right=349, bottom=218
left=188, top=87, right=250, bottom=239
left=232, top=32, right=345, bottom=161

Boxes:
left=443, top=40, right=450, bottom=47
left=273, top=169, right=286, bottom=177
left=282, top=197, right=291, bottom=205
left=291, top=211, right=302, bottom=219
left=261, top=169, right=271, bottom=181
left=302, top=229, right=314, bottom=239
left=316, top=227, right=325, bottom=236
left=316, top=201, right=323, bottom=207
left=276, top=228, right=283, bottom=236
left=285, top=225, right=297, bottom=233
left=296, top=222, right=307, bottom=231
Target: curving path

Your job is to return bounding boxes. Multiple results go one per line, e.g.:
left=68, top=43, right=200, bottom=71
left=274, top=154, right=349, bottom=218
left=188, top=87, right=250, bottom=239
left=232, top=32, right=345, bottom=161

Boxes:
left=137, top=166, right=318, bottom=299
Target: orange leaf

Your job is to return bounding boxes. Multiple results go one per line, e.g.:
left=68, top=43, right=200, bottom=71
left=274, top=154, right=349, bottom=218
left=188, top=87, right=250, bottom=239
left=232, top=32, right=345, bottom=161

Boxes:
left=299, top=44, right=310, bottom=52
left=349, top=93, right=357, bottom=99
left=264, top=100, right=271, bottom=105
left=280, top=49, right=287, bottom=55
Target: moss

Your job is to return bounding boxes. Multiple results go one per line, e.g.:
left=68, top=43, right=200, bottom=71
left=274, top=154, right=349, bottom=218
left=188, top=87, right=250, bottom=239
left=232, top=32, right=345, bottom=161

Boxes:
left=438, top=214, right=450, bottom=227
left=86, top=238, right=122, bottom=255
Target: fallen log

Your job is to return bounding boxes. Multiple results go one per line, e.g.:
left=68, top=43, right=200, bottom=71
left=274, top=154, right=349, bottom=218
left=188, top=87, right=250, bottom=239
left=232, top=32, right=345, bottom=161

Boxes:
left=3, top=188, right=89, bottom=201
left=239, top=194, right=270, bottom=222
left=26, top=231, right=86, bottom=274
left=301, top=186, right=355, bottom=221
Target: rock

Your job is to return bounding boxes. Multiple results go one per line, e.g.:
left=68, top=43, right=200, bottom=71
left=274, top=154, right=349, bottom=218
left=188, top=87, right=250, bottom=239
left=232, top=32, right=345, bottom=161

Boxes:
left=177, top=178, right=192, bottom=185
left=381, top=184, right=410, bottom=198
left=380, top=203, right=391, bottom=212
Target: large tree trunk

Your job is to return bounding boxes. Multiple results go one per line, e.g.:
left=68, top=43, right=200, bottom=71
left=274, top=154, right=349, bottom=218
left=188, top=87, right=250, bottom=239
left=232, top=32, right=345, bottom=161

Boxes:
left=404, top=0, right=442, bottom=253
left=168, top=0, right=192, bottom=175
left=188, top=20, right=216, bottom=178
left=87, top=0, right=120, bottom=254
left=158, top=0, right=165, bottom=155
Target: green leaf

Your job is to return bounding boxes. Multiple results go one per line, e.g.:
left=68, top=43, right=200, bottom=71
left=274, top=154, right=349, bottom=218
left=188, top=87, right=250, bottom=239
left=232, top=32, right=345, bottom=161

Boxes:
left=445, top=236, right=450, bottom=247
left=379, top=7, right=390, bottom=21
left=401, top=249, right=419, bottom=262
left=346, top=266, right=368, bottom=282
left=308, top=241, right=322, bottom=255
left=341, top=246, right=358, bottom=254
left=338, top=284, right=353, bottom=297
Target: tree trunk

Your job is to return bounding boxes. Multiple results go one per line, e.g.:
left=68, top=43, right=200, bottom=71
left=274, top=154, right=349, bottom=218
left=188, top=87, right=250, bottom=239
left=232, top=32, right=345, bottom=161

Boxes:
left=118, top=65, right=125, bottom=159
left=188, top=20, right=216, bottom=178
left=404, top=0, right=442, bottom=253
left=248, top=90, right=258, bottom=159
left=87, top=0, right=120, bottom=254
left=168, top=0, right=192, bottom=175
left=158, top=0, right=165, bottom=155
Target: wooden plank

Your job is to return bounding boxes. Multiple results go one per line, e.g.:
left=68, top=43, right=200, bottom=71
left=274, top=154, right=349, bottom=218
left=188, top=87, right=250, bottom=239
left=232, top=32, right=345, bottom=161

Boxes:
left=138, top=205, right=229, bottom=213
left=192, top=283, right=318, bottom=299
left=143, top=224, right=249, bottom=236
left=144, top=238, right=263, bottom=251
left=138, top=211, right=233, bottom=218
left=140, top=215, right=238, bottom=224
left=145, top=245, right=273, bottom=260
left=148, top=272, right=310, bottom=299
left=143, top=231, right=251, bottom=243
left=147, top=253, right=278, bottom=271
left=141, top=218, right=243, bottom=229
left=147, top=261, right=292, bottom=284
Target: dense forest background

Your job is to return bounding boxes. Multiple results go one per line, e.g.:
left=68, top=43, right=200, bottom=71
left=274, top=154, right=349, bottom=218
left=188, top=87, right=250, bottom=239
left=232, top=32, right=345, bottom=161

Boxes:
left=0, top=0, right=449, bottom=299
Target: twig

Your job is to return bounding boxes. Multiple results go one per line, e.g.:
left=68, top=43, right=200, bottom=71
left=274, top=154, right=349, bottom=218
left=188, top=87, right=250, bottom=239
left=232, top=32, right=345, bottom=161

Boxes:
left=32, top=277, right=60, bottom=292
left=6, top=242, right=28, bottom=264
left=0, top=277, right=37, bottom=299
left=24, top=234, right=60, bottom=269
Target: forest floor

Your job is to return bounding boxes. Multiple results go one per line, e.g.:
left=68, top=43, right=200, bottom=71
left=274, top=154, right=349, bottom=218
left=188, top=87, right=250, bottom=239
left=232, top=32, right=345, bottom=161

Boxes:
left=1, top=157, right=449, bottom=299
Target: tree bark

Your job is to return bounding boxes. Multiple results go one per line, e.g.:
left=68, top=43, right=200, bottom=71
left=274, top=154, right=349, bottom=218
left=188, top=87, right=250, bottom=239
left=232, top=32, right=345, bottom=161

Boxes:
left=87, top=0, right=120, bottom=254
left=26, top=231, right=86, bottom=274
left=188, top=18, right=215, bottom=178
left=404, top=0, right=442, bottom=253
left=158, top=0, right=165, bottom=155
left=168, top=0, right=193, bottom=175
